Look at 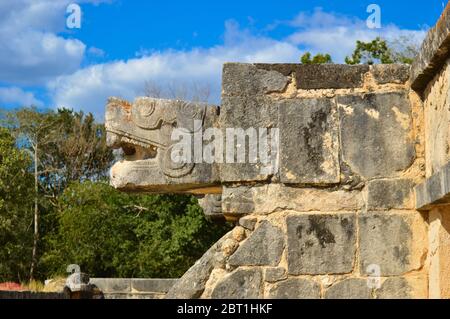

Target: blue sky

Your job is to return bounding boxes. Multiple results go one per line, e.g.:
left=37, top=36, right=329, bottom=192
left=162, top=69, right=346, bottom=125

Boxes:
left=0, top=0, right=445, bottom=119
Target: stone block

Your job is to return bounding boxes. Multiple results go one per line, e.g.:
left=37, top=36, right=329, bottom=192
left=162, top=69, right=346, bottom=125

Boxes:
left=219, top=95, right=279, bottom=182
left=131, top=279, right=178, bottom=293
left=89, top=278, right=131, bottom=293
left=371, top=64, right=410, bottom=84
left=359, top=213, right=427, bottom=276
left=325, top=278, right=372, bottom=299
left=415, top=162, right=450, bottom=210
left=367, top=178, right=414, bottom=209
left=266, top=278, right=320, bottom=299
left=211, top=268, right=262, bottom=299
left=254, top=64, right=369, bottom=89
left=294, top=64, right=369, bottom=89
left=264, top=267, right=287, bottom=283
left=222, top=63, right=290, bottom=96
left=278, top=98, right=340, bottom=184
left=222, top=186, right=255, bottom=216
left=223, top=184, right=364, bottom=215
left=376, top=277, right=412, bottom=299
left=338, top=93, right=415, bottom=179
left=410, top=2, right=450, bottom=92
left=287, top=213, right=356, bottom=275
left=239, top=216, right=258, bottom=230
left=228, top=221, right=284, bottom=266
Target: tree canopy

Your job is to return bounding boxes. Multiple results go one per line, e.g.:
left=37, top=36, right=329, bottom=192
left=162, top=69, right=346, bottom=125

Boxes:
left=0, top=108, right=231, bottom=283
left=301, top=52, right=333, bottom=64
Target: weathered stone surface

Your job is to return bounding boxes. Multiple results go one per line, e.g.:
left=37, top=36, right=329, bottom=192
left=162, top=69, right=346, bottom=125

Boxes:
left=410, top=1, right=450, bottom=92
left=338, top=93, right=415, bottom=179
left=221, top=238, right=239, bottom=257
left=231, top=227, right=246, bottom=242
left=429, top=209, right=450, bottom=298
left=325, top=278, right=372, bottom=299
left=199, top=194, right=224, bottom=222
left=211, top=268, right=262, bottom=299
left=223, top=185, right=364, bottom=215
left=367, top=178, right=414, bottom=209
left=255, top=63, right=369, bottom=89
left=102, top=292, right=165, bottom=299
left=228, top=221, right=284, bottom=266
left=359, top=213, right=427, bottom=276
left=423, top=61, right=450, bottom=176
left=371, top=64, right=410, bottom=84
left=222, top=63, right=289, bottom=96
left=296, top=64, right=369, bottom=89
left=239, top=216, right=257, bottom=230
left=376, top=278, right=412, bottom=299
left=278, top=98, right=340, bottom=184
left=165, top=232, right=230, bottom=298
left=89, top=278, right=173, bottom=298
left=222, top=186, right=255, bottom=216
left=219, top=95, right=279, bottom=182
left=90, top=278, right=131, bottom=293
left=259, top=186, right=362, bottom=212
left=106, top=97, right=220, bottom=193
left=287, top=214, right=356, bottom=275
left=131, top=279, right=178, bottom=293
left=266, top=278, right=320, bottom=299
left=264, top=267, right=287, bottom=283
left=416, top=162, right=450, bottom=211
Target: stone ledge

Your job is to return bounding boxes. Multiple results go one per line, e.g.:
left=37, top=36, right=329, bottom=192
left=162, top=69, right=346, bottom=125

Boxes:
left=89, top=278, right=178, bottom=294
left=415, top=161, right=450, bottom=211
left=410, top=2, right=450, bottom=93
left=256, top=63, right=370, bottom=89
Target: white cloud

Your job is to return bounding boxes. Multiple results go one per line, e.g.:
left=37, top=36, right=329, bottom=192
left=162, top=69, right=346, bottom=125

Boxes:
left=286, top=8, right=427, bottom=63
left=0, top=4, right=427, bottom=118
left=0, top=86, right=43, bottom=107
left=48, top=21, right=302, bottom=119
left=0, top=0, right=109, bottom=85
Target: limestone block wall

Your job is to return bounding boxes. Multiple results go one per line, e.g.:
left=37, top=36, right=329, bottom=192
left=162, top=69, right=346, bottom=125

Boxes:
left=166, top=63, right=429, bottom=299
left=411, top=2, right=450, bottom=299
left=422, top=60, right=450, bottom=177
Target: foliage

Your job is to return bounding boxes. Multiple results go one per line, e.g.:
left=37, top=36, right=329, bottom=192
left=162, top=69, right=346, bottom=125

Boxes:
left=6, top=108, right=114, bottom=201
left=2, top=107, right=115, bottom=280
left=42, top=181, right=231, bottom=278
left=1, top=107, right=230, bottom=282
left=345, top=36, right=420, bottom=65
left=0, top=128, right=34, bottom=282
left=345, top=37, right=393, bottom=65
left=301, top=52, right=333, bottom=64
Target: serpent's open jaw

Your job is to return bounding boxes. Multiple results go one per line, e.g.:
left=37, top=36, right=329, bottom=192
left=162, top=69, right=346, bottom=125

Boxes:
left=106, top=129, right=159, bottom=163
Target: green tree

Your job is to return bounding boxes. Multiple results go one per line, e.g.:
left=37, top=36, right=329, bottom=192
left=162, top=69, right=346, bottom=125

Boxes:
left=5, top=108, right=62, bottom=280
left=345, top=37, right=393, bottom=65
left=2, top=107, right=230, bottom=281
left=301, top=52, right=333, bottom=64
left=345, top=36, right=420, bottom=65
left=42, top=182, right=231, bottom=278
left=0, top=128, right=34, bottom=282
left=4, top=108, right=114, bottom=279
